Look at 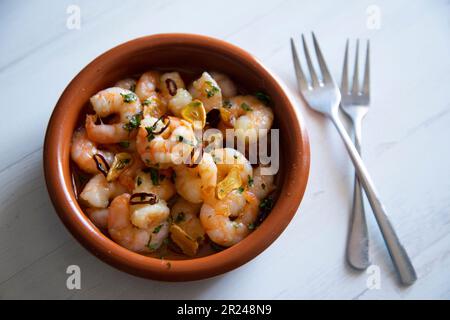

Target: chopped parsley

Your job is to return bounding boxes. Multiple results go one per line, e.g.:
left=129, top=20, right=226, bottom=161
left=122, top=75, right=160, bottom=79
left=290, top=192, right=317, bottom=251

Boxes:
left=205, top=81, right=220, bottom=98
left=237, top=186, right=245, bottom=193
left=255, top=91, right=272, bottom=105
left=136, top=176, right=142, bottom=186
left=153, top=224, right=163, bottom=234
left=248, top=223, right=255, bottom=230
left=142, top=98, right=153, bottom=106
left=147, top=242, right=158, bottom=250
left=177, top=135, right=184, bottom=142
left=248, top=175, right=254, bottom=187
left=123, top=113, right=142, bottom=131
left=223, top=100, right=232, bottom=108
left=240, top=102, right=252, bottom=111
left=260, top=197, right=274, bottom=210
left=129, top=84, right=136, bottom=92
left=120, top=92, right=138, bottom=103
left=149, top=168, right=160, bottom=186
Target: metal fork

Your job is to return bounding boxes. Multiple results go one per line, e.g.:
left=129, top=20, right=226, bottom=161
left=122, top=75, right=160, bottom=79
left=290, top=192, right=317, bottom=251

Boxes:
left=341, top=40, right=370, bottom=270
left=290, top=33, right=417, bottom=285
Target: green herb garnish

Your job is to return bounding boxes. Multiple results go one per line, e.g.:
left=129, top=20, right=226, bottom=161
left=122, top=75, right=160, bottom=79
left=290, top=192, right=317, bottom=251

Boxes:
left=136, top=176, right=142, bottom=186
left=237, top=186, right=245, bottom=193
left=123, top=113, right=142, bottom=131
left=240, top=102, right=252, bottom=111
left=149, top=168, right=159, bottom=186
left=248, top=223, right=255, bottom=230
left=120, top=92, right=138, bottom=103
left=248, top=175, right=254, bottom=187
left=205, top=81, right=220, bottom=98
left=255, top=91, right=271, bottom=105
left=153, top=224, right=163, bottom=234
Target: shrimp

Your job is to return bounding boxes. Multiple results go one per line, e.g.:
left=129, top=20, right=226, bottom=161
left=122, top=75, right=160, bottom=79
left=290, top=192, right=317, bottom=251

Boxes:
left=71, top=128, right=114, bottom=174
left=171, top=198, right=205, bottom=241
left=114, top=78, right=137, bottom=92
left=118, top=153, right=146, bottom=192
left=210, top=148, right=253, bottom=184
left=210, top=72, right=237, bottom=98
left=85, top=208, right=109, bottom=229
left=173, top=152, right=217, bottom=203
left=135, top=71, right=160, bottom=101
left=248, top=166, right=276, bottom=200
left=133, top=169, right=176, bottom=201
left=220, top=95, right=274, bottom=142
left=136, top=116, right=197, bottom=167
left=80, top=174, right=127, bottom=208
left=108, top=193, right=169, bottom=252
left=168, top=88, right=192, bottom=117
left=160, top=72, right=186, bottom=97
left=200, top=190, right=259, bottom=247
left=189, top=72, right=222, bottom=112
left=86, top=87, right=142, bottom=144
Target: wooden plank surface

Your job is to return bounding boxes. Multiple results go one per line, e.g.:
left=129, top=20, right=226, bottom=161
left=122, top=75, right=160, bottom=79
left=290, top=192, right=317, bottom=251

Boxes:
left=0, top=0, right=449, bottom=299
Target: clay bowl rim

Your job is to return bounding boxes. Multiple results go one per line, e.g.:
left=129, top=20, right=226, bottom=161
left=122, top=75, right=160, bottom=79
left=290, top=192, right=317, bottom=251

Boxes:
left=43, top=33, right=310, bottom=281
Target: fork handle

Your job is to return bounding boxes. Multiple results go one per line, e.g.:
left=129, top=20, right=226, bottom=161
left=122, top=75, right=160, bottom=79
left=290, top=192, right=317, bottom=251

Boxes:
left=346, top=120, right=370, bottom=270
left=331, top=112, right=417, bottom=285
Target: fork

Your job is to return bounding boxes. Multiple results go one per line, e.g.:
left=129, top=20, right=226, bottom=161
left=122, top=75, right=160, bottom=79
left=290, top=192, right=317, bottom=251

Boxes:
left=340, top=40, right=371, bottom=270
left=290, top=33, right=417, bottom=285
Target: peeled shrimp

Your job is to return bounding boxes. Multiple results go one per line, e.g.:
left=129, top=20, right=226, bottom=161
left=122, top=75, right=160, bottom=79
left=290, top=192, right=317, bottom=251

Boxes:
left=210, top=148, right=253, bottom=184
left=86, top=87, right=142, bottom=144
left=173, top=152, right=217, bottom=203
left=171, top=197, right=205, bottom=241
left=189, top=72, right=222, bottom=112
left=248, top=166, right=276, bottom=200
left=71, top=128, right=114, bottom=174
left=85, top=207, right=109, bottom=229
left=108, top=193, right=169, bottom=253
left=133, top=169, right=176, bottom=201
left=136, top=116, right=197, bottom=167
left=220, top=95, right=274, bottom=142
left=210, top=72, right=237, bottom=98
left=200, top=190, right=259, bottom=247
left=80, top=174, right=126, bottom=208
left=135, top=71, right=160, bottom=101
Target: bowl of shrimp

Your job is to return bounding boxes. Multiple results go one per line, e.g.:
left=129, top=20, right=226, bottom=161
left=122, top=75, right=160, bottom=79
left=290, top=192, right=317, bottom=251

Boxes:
left=44, top=34, right=310, bottom=281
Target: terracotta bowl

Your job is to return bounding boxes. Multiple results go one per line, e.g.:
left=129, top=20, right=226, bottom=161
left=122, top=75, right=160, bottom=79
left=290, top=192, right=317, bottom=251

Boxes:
left=44, top=34, right=310, bottom=281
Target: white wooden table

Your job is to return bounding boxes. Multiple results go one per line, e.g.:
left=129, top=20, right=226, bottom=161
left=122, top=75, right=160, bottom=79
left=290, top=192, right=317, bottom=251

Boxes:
left=0, top=0, right=449, bottom=299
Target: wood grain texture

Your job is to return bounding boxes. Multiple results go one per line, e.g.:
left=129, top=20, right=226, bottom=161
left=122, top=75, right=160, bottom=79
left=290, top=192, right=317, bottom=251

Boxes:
left=0, top=0, right=449, bottom=299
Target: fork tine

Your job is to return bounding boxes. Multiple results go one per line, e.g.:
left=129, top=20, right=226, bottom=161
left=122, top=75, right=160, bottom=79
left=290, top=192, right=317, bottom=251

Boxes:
left=301, top=34, right=319, bottom=87
left=362, top=40, right=370, bottom=97
left=341, top=39, right=349, bottom=94
left=312, top=32, right=332, bottom=83
left=351, top=39, right=360, bottom=95
left=290, top=38, right=309, bottom=91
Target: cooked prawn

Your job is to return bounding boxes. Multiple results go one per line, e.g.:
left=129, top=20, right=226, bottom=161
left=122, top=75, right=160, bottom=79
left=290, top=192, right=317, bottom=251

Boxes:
left=189, top=72, right=222, bottom=112
left=220, top=95, right=274, bottom=142
left=210, top=72, right=237, bottom=98
left=108, top=193, right=169, bottom=252
left=136, top=116, right=197, bottom=167
left=200, top=190, right=259, bottom=246
left=133, top=169, right=176, bottom=201
left=173, top=152, right=217, bottom=203
left=71, top=128, right=114, bottom=174
left=171, top=197, right=205, bottom=241
left=135, top=71, right=160, bottom=101
left=80, top=174, right=126, bottom=208
left=86, top=87, right=142, bottom=144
